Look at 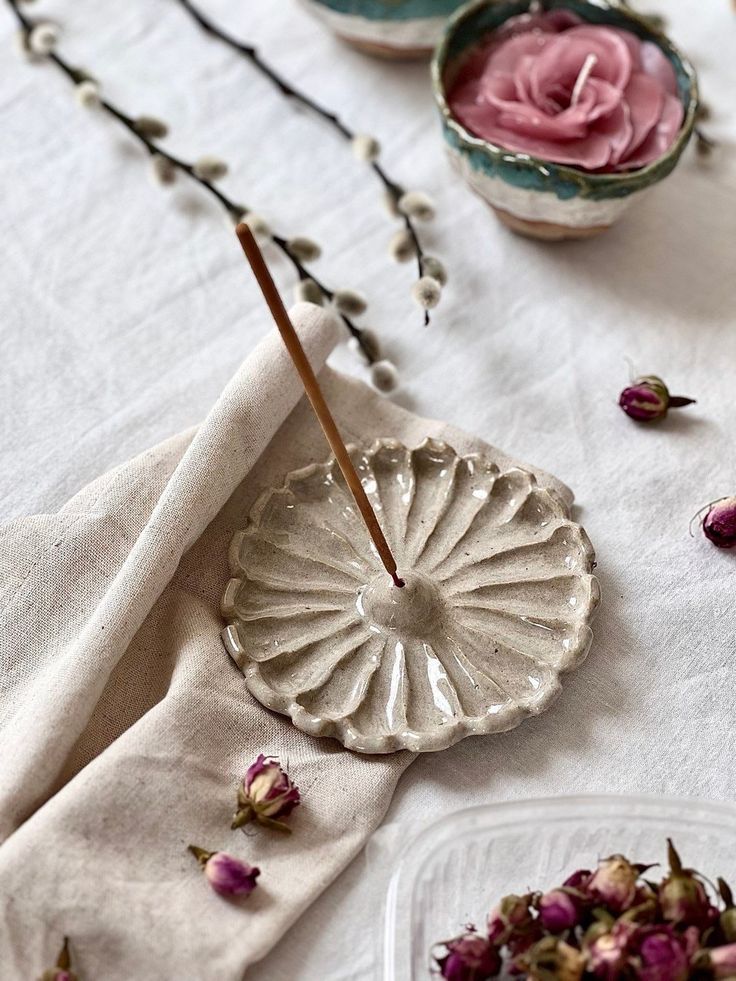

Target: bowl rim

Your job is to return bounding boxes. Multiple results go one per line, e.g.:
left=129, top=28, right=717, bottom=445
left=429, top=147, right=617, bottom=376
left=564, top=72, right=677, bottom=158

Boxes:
left=431, top=0, right=699, bottom=194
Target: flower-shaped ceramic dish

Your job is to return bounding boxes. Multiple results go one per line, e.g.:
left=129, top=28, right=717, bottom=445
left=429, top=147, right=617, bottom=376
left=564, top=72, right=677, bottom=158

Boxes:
left=432, top=0, right=698, bottom=240
left=221, top=438, right=599, bottom=754
left=382, top=795, right=736, bottom=979
left=300, top=0, right=467, bottom=58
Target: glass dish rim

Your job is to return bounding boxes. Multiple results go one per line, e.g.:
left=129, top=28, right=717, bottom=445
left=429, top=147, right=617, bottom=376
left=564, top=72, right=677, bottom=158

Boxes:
left=382, top=793, right=736, bottom=980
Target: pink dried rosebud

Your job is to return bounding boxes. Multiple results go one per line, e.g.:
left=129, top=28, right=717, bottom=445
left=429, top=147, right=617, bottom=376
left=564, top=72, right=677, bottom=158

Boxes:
left=587, top=920, right=638, bottom=979
left=587, top=855, right=640, bottom=912
left=232, top=754, right=300, bottom=832
left=635, top=928, right=689, bottom=981
left=539, top=888, right=581, bottom=931
left=38, top=938, right=77, bottom=981
left=487, top=893, right=533, bottom=943
left=188, top=845, right=260, bottom=897
left=563, top=869, right=591, bottom=890
left=435, top=931, right=501, bottom=981
left=659, top=839, right=717, bottom=929
left=618, top=376, right=695, bottom=423
left=701, top=497, right=736, bottom=550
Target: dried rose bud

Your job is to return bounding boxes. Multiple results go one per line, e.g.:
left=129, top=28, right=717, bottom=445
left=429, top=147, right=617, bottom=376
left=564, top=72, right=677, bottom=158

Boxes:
left=636, top=928, right=689, bottom=981
left=487, top=893, right=533, bottom=944
left=232, top=754, right=300, bottom=832
left=659, top=839, right=717, bottom=929
left=38, top=937, right=77, bottom=981
left=586, top=855, right=640, bottom=912
left=188, top=845, right=260, bottom=897
left=539, top=888, right=581, bottom=931
left=522, top=937, right=585, bottom=981
left=618, top=375, right=695, bottom=423
left=702, top=497, right=736, bottom=549
left=587, top=920, right=638, bottom=979
left=563, top=869, right=591, bottom=890
left=699, top=943, right=736, bottom=978
left=435, top=932, right=500, bottom=981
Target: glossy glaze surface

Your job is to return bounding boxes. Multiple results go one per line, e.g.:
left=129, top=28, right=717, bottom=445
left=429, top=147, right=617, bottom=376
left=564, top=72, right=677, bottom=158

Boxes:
left=300, top=0, right=464, bottom=52
left=222, top=438, right=599, bottom=753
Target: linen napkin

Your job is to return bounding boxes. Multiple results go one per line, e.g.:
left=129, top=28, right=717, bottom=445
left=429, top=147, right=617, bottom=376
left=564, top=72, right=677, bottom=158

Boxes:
left=0, top=303, right=571, bottom=979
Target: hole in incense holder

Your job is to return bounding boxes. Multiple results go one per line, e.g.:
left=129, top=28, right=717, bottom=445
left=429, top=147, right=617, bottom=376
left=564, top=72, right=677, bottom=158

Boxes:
left=357, top=571, right=445, bottom=639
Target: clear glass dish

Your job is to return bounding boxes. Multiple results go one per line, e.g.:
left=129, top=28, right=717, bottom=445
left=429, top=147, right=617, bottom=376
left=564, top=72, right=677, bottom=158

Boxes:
left=382, top=795, right=736, bottom=980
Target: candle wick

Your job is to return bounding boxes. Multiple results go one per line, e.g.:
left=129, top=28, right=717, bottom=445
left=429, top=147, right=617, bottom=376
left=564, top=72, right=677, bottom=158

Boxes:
left=392, top=573, right=406, bottom=589
left=571, top=53, right=597, bottom=107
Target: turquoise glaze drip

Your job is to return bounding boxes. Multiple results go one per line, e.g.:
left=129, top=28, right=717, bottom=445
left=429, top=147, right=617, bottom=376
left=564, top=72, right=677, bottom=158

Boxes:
left=310, top=0, right=464, bottom=20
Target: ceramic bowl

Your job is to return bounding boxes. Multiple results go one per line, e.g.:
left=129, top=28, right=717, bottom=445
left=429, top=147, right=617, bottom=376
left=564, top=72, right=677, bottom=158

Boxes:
left=300, top=0, right=468, bottom=58
left=432, top=0, right=699, bottom=240
left=221, top=438, right=599, bottom=754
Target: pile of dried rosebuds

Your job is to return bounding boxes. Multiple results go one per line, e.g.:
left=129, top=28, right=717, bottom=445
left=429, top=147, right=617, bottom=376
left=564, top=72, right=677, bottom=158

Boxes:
left=434, top=841, right=736, bottom=980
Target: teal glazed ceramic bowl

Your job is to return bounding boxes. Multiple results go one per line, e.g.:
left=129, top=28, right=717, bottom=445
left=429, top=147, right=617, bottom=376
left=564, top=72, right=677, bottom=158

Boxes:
left=301, top=0, right=468, bottom=58
left=432, top=0, right=698, bottom=240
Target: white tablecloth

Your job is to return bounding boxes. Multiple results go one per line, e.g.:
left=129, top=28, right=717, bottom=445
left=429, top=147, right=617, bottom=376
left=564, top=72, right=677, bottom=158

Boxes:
left=2, top=0, right=735, bottom=978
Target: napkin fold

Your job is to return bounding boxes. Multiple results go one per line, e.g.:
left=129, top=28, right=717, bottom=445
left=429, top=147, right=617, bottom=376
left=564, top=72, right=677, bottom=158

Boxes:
left=0, top=303, right=571, bottom=979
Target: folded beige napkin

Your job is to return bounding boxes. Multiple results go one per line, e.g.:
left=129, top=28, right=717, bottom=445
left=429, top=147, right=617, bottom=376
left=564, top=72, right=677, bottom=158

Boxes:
left=0, top=303, right=571, bottom=979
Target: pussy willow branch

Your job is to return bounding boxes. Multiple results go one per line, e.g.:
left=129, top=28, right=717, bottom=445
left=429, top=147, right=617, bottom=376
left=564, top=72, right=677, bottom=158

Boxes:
left=5, top=0, right=374, bottom=362
left=174, top=0, right=430, bottom=326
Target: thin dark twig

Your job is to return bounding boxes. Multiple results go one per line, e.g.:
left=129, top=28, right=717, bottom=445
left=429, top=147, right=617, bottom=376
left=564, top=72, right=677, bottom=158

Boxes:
left=6, top=0, right=374, bottom=361
left=174, top=0, right=431, bottom=326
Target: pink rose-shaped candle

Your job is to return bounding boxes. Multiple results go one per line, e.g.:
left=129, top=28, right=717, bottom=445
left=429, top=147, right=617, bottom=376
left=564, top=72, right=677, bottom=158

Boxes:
left=449, top=12, right=684, bottom=172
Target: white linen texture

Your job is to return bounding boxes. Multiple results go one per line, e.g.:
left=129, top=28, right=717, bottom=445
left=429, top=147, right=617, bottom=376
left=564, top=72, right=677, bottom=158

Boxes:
left=1, top=0, right=735, bottom=977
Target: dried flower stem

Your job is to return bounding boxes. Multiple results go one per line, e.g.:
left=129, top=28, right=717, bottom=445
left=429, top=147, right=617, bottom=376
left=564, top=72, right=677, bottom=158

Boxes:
left=173, top=0, right=431, bottom=325
left=6, top=0, right=375, bottom=363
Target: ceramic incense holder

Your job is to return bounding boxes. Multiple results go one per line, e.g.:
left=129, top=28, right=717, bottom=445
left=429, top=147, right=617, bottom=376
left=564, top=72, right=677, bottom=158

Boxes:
left=222, top=439, right=599, bottom=754
left=300, top=0, right=466, bottom=58
left=432, top=0, right=698, bottom=241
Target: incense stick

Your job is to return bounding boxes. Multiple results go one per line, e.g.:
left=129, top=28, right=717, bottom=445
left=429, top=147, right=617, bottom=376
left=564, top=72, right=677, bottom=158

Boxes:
left=235, top=223, right=405, bottom=588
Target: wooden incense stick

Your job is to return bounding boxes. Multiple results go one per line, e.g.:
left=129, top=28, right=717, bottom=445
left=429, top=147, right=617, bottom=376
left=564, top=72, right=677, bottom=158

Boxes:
left=235, top=223, right=405, bottom=588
